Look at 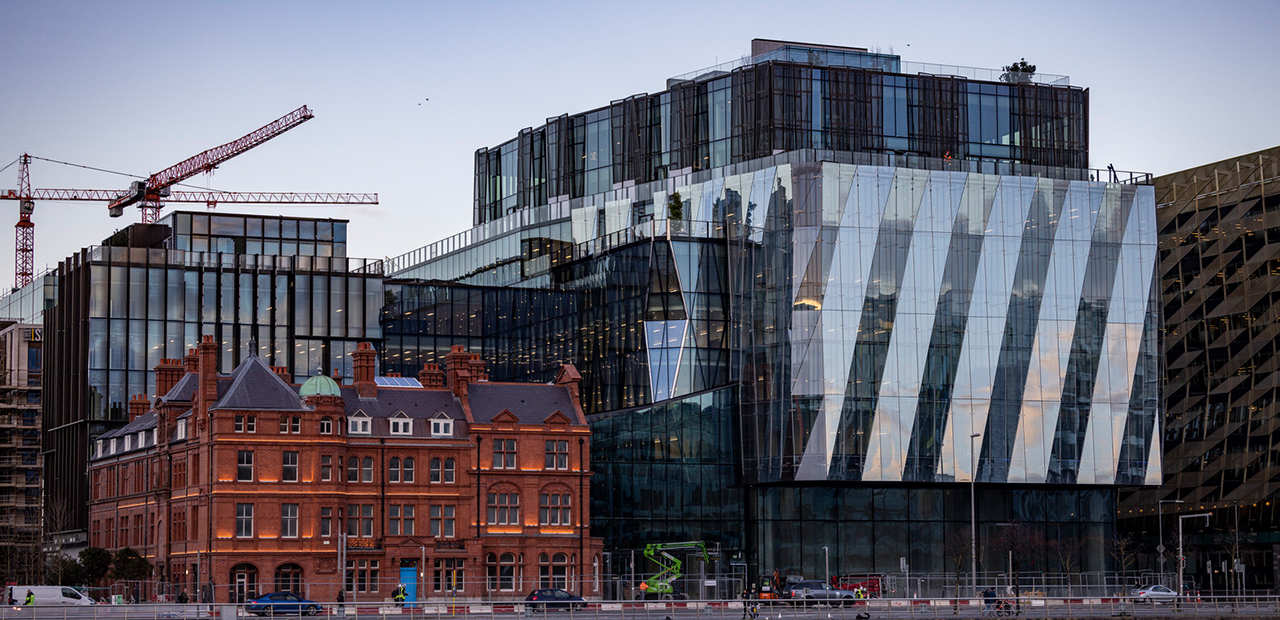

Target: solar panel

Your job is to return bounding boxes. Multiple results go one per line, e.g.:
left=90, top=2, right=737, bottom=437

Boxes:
left=375, top=376, right=423, bottom=388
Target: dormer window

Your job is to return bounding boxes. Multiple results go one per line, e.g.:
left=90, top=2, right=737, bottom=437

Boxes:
left=348, top=412, right=371, bottom=435
left=390, top=413, right=412, bottom=436
left=124, top=435, right=132, bottom=451
left=95, top=440, right=103, bottom=458
left=110, top=438, right=118, bottom=453
left=431, top=415, right=453, bottom=438
left=176, top=420, right=187, bottom=440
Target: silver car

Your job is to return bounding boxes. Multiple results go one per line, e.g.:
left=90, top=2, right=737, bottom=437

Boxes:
left=780, top=581, right=855, bottom=606
left=1130, top=584, right=1178, bottom=604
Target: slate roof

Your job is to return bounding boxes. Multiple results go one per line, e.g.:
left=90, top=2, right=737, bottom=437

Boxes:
left=211, top=355, right=308, bottom=412
left=467, top=382, right=581, bottom=424
left=94, top=412, right=158, bottom=459
left=338, top=386, right=463, bottom=420
left=161, top=372, right=199, bottom=403
left=159, top=372, right=233, bottom=404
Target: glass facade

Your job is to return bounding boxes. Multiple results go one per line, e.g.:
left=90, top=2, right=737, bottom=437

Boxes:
left=470, top=44, right=1087, bottom=226
left=377, top=42, right=1155, bottom=579
left=37, top=212, right=382, bottom=535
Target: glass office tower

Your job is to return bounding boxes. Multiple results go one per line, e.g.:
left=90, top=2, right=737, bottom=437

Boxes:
left=384, top=39, right=1159, bottom=580
left=36, top=211, right=383, bottom=544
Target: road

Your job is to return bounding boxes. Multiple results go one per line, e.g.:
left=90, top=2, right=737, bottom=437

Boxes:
left=5, top=600, right=1280, bottom=620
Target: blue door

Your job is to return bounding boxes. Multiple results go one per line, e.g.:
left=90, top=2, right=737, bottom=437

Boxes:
left=400, top=567, right=418, bottom=605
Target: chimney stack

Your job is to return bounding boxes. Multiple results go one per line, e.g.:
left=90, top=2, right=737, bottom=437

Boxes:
left=196, top=335, right=218, bottom=414
left=271, top=365, right=292, bottom=384
left=444, top=345, right=486, bottom=399
left=184, top=348, right=199, bottom=374
left=352, top=342, right=377, bottom=398
left=128, top=394, right=149, bottom=422
left=418, top=363, right=446, bottom=389
left=154, top=358, right=185, bottom=399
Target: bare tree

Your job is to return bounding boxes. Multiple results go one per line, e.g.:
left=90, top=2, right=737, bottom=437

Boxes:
left=993, top=522, right=1046, bottom=592
left=943, top=529, right=973, bottom=598
left=1109, top=533, right=1140, bottom=594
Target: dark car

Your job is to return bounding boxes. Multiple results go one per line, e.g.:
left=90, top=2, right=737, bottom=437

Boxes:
left=525, top=588, right=586, bottom=610
left=245, top=592, right=321, bottom=616
left=780, top=581, right=854, bottom=606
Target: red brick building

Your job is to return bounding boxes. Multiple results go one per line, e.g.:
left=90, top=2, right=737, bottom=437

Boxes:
left=88, top=338, right=603, bottom=603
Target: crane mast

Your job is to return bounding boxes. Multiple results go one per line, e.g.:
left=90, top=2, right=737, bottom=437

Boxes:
left=13, top=155, right=33, bottom=289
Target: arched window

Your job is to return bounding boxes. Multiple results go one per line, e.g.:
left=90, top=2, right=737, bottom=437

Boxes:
left=443, top=458, right=455, bottom=483
left=389, top=457, right=401, bottom=483
left=539, top=491, right=572, bottom=526
left=499, top=553, right=517, bottom=591
left=347, top=457, right=359, bottom=482
left=230, top=563, right=258, bottom=603
left=275, top=563, right=304, bottom=594
left=361, top=457, right=373, bottom=483
left=320, top=417, right=332, bottom=434
left=430, top=458, right=441, bottom=483
left=403, top=457, right=415, bottom=483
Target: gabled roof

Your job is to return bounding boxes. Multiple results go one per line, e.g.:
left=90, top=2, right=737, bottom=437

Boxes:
left=468, top=382, right=582, bottom=425
left=211, top=355, right=308, bottom=412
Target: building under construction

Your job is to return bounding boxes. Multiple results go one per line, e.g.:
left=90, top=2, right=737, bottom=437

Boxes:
left=0, top=321, right=42, bottom=583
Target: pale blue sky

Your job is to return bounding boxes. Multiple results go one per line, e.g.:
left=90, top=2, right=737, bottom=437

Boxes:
left=2, top=0, right=1277, bottom=285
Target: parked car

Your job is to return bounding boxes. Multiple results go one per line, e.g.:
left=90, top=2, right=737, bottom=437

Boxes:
left=525, top=588, right=586, bottom=610
left=780, top=580, right=855, bottom=606
left=1130, top=584, right=1178, bottom=604
left=245, top=592, right=321, bottom=616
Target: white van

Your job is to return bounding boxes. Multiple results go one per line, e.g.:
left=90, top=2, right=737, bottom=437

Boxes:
left=7, top=586, right=94, bottom=606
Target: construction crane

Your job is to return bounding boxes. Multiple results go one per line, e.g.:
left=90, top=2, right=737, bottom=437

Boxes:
left=2, top=105, right=377, bottom=290
left=107, top=105, right=316, bottom=222
left=641, top=540, right=718, bottom=599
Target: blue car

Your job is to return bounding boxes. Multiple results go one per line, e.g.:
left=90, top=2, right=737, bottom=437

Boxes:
left=245, top=592, right=321, bottom=616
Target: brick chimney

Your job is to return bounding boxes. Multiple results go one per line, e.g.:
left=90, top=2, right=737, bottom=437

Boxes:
left=184, top=348, right=199, bottom=374
left=272, top=365, right=292, bottom=384
left=128, top=394, right=150, bottom=421
left=417, top=363, right=446, bottom=389
left=554, top=364, right=583, bottom=408
left=154, top=358, right=184, bottom=399
left=444, top=345, right=486, bottom=399
left=197, top=335, right=218, bottom=414
left=352, top=342, right=377, bottom=399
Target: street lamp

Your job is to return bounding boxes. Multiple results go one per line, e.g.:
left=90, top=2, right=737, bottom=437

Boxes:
left=1178, top=512, right=1211, bottom=597
left=1157, top=499, right=1185, bottom=574
left=822, top=546, right=830, bottom=586
left=970, top=433, right=981, bottom=598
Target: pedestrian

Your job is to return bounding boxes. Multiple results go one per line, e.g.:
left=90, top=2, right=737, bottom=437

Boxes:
left=393, top=584, right=406, bottom=607
left=336, top=588, right=345, bottom=617
left=982, top=588, right=996, bottom=616
left=177, top=590, right=189, bottom=605
left=740, top=585, right=750, bottom=619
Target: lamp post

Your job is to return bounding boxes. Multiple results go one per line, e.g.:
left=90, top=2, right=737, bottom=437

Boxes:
left=1178, top=513, right=1211, bottom=597
left=970, top=433, right=981, bottom=598
left=822, top=546, right=830, bottom=587
left=1158, top=500, right=1184, bottom=574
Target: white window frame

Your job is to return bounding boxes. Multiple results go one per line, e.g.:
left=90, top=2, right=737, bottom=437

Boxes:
left=176, top=420, right=187, bottom=440
left=348, top=412, right=371, bottom=435
left=431, top=417, right=453, bottom=438
left=124, top=435, right=132, bottom=451
left=390, top=414, right=412, bottom=436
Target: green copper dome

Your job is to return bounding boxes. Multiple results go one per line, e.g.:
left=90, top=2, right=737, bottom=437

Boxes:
left=300, top=373, right=342, bottom=397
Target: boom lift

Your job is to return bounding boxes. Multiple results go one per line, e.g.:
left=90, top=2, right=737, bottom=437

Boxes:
left=642, top=541, right=718, bottom=599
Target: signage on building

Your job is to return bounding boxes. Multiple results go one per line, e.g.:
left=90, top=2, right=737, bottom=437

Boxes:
left=435, top=539, right=466, bottom=551
left=347, top=538, right=380, bottom=550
